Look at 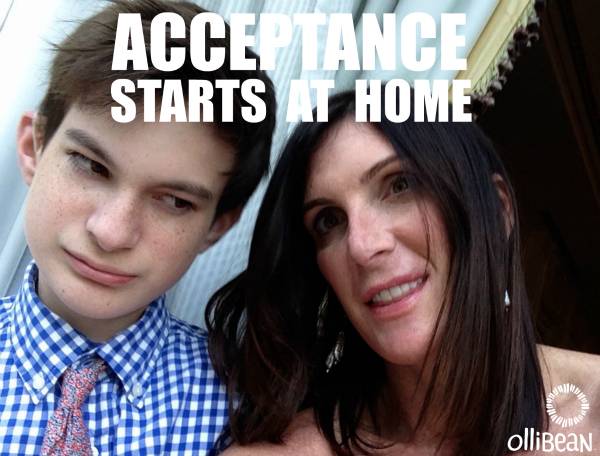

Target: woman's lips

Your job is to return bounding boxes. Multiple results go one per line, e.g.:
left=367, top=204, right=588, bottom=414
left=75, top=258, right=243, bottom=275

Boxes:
left=65, top=250, right=136, bottom=287
left=370, top=277, right=424, bottom=305
left=362, top=273, right=428, bottom=303
left=364, top=275, right=427, bottom=319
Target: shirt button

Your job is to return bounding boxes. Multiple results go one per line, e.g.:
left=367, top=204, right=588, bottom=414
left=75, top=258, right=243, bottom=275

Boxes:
left=32, top=374, right=45, bottom=390
left=92, top=446, right=99, bottom=456
left=132, top=383, right=143, bottom=398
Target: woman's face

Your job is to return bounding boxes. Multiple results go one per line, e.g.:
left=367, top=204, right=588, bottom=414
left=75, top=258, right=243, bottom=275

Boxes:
left=303, top=119, right=450, bottom=366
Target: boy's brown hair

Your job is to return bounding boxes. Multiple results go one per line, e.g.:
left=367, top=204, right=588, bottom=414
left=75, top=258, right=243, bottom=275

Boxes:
left=38, top=0, right=276, bottom=217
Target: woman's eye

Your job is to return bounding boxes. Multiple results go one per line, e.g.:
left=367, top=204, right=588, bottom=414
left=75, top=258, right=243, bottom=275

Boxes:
left=313, top=208, right=344, bottom=236
left=68, top=152, right=110, bottom=178
left=390, top=174, right=409, bottom=195
left=159, top=194, right=194, bottom=213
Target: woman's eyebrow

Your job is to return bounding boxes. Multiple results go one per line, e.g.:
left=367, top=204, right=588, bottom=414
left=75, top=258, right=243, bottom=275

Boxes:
left=303, top=197, right=334, bottom=214
left=303, top=156, right=402, bottom=214
left=359, top=155, right=400, bottom=184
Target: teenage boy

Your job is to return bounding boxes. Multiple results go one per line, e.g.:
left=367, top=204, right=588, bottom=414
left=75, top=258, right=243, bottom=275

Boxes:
left=1, top=0, right=275, bottom=454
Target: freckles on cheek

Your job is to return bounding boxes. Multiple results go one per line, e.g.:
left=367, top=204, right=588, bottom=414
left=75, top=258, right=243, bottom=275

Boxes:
left=150, top=236, right=170, bottom=255
left=151, top=228, right=194, bottom=260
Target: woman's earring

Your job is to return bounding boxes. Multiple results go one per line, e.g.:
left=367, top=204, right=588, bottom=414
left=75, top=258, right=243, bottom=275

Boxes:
left=326, top=331, right=344, bottom=373
left=504, top=290, right=511, bottom=312
left=317, top=290, right=344, bottom=372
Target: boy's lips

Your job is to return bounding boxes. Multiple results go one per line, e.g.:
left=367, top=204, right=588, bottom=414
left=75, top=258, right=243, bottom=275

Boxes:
left=64, top=249, right=137, bottom=287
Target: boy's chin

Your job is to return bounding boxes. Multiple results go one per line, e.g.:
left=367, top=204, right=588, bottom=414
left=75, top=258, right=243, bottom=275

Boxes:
left=37, top=269, right=150, bottom=338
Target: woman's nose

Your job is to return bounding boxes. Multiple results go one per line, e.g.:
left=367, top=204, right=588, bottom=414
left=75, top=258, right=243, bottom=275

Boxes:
left=346, top=207, right=395, bottom=265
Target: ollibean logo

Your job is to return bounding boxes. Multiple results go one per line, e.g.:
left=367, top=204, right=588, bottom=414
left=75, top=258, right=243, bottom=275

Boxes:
left=546, top=383, right=590, bottom=428
left=507, top=383, right=593, bottom=453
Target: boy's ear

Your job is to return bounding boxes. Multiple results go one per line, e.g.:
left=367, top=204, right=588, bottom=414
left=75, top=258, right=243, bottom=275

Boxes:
left=17, top=112, right=45, bottom=186
left=201, top=206, right=243, bottom=251
left=492, top=173, right=514, bottom=238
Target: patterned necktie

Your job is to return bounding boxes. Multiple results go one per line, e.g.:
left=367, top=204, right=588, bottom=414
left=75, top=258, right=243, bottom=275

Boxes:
left=41, top=358, right=106, bottom=456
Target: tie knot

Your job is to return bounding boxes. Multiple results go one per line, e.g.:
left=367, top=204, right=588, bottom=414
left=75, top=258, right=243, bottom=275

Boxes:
left=60, top=358, right=106, bottom=409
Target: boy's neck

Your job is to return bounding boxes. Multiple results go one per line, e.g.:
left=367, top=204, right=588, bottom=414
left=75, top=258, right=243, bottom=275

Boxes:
left=36, top=270, right=147, bottom=343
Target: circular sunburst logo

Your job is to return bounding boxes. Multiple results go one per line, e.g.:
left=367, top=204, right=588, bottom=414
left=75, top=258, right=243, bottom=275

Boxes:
left=545, top=383, right=589, bottom=428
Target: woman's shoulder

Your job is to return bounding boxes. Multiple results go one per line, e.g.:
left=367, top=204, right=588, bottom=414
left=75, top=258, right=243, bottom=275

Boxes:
left=220, top=410, right=333, bottom=456
left=538, top=345, right=600, bottom=383
left=538, top=345, right=600, bottom=421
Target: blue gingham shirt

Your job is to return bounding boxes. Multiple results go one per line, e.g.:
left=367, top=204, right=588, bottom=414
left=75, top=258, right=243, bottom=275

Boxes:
left=0, top=262, right=229, bottom=455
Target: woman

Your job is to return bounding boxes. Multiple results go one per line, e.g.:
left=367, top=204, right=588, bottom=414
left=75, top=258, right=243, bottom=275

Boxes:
left=207, top=90, right=600, bottom=455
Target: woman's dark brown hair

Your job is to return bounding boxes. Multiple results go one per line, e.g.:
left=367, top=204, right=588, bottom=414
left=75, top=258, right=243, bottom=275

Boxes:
left=207, top=90, right=546, bottom=455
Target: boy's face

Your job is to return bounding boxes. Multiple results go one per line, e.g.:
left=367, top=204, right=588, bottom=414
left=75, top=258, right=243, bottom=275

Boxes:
left=17, top=105, right=237, bottom=341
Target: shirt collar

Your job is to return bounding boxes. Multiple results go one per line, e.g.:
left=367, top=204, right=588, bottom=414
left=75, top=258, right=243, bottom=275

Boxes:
left=97, top=294, right=169, bottom=408
left=10, top=261, right=169, bottom=408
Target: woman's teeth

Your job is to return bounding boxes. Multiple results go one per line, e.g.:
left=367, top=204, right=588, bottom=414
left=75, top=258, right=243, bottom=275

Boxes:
left=371, top=278, right=423, bottom=305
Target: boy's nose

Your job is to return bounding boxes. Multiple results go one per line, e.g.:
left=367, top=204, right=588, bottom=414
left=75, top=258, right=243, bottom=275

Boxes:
left=86, top=195, right=141, bottom=251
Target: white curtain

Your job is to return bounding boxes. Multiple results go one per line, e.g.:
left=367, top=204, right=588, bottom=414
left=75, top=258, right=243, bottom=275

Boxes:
left=0, top=0, right=497, bottom=326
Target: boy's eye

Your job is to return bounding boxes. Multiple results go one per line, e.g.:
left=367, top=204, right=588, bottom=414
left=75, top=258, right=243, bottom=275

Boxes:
left=68, top=152, right=110, bottom=178
left=313, top=208, right=345, bottom=236
left=158, top=194, right=195, bottom=213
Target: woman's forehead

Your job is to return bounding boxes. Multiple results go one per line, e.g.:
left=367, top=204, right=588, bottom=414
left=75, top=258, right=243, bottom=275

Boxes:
left=314, top=117, right=373, bottom=152
left=308, top=121, right=395, bottom=179
left=304, top=122, right=402, bottom=204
